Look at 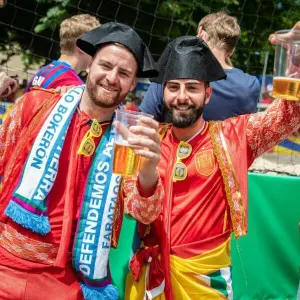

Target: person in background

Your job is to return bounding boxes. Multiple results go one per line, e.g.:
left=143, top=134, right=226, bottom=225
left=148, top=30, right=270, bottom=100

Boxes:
left=140, top=11, right=260, bottom=122
left=0, top=0, right=7, bottom=8
left=26, top=14, right=100, bottom=91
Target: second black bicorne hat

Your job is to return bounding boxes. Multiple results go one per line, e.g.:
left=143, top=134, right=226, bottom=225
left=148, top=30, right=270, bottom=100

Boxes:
left=76, top=22, right=158, bottom=78
left=152, top=36, right=226, bottom=84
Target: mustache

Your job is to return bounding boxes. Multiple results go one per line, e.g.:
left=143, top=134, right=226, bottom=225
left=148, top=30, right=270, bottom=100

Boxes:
left=99, top=83, right=119, bottom=91
left=89, top=78, right=119, bottom=91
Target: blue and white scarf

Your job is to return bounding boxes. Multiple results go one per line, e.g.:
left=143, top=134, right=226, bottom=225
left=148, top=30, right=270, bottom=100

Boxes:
left=5, top=86, right=121, bottom=299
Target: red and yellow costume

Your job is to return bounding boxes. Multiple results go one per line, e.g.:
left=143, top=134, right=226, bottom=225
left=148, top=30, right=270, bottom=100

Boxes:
left=0, top=89, right=164, bottom=299
left=126, top=99, right=300, bottom=299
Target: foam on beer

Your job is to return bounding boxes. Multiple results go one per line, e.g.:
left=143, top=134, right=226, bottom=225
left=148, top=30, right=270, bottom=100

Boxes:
left=273, top=76, right=300, bottom=81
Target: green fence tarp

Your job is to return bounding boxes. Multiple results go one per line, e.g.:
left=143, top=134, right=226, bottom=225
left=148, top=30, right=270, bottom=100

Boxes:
left=231, top=173, right=300, bottom=300
left=110, top=173, right=300, bottom=299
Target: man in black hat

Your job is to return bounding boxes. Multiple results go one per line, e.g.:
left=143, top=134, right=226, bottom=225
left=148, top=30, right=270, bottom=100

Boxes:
left=0, top=22, right=163, bottom=300
left=125, top=36, right=300, bottom=300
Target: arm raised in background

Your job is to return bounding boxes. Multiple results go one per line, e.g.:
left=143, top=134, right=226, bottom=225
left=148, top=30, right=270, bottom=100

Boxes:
left=246, top=23, right=300, bottom=162
left=269, top=21, right=300, bottom=44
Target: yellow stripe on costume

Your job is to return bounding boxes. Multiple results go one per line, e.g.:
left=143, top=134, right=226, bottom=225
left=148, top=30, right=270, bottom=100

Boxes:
left=125, top=238, right=232, bottom=300
left=126, top=264, right=167, bottom=300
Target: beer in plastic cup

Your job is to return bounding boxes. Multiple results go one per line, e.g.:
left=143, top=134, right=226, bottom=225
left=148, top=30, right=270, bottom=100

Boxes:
left=113, top=110, right=153, bottom=176
left=273, top=29, right=300, bottom=100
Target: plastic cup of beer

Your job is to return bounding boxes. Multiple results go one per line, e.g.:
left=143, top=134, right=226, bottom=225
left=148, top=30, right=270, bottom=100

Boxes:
left=273, top=29, right=300, bottom=100
left=113, top=110, right=153, bottom=177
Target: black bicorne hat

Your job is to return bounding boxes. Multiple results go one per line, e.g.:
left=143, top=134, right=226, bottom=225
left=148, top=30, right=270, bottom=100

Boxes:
left=76, top=22, right=158, bottom=78
left=151, top=36, right=226, bottom=84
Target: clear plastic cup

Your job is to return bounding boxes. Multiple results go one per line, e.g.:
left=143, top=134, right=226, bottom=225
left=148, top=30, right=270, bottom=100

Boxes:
left=113, top=110, right=153, bottom=176
left=273, top=29, right=300, bottom=100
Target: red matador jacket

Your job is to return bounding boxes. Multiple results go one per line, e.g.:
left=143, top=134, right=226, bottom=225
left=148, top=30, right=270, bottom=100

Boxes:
left=0, top=88, right=164, bottom=271
left=129, top=98, right=300, bottom=300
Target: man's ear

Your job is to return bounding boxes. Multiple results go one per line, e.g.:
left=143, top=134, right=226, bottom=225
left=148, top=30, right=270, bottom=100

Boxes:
left=196, top=25, right=202, bottom=38
left=77, top=46, right=92, bottom=60
left=204, top=86, right=212, bottom=105
left=77, top=47, right=85, bottom=55
left=197, top=26, right=209, bottom=43
left=129, top=76, right=138, bottom=92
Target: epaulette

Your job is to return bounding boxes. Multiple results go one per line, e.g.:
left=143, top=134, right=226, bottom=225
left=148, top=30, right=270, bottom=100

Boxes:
left=29, top=87, right=59, bottom=95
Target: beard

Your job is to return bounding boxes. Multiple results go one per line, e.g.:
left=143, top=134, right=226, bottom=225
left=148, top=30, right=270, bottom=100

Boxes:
left=167, top=102, right=205, bottom=128
left=86, top=78, right=121, bottom=109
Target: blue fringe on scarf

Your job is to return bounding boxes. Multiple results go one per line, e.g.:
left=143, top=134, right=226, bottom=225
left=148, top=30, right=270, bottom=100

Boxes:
left=80, top=283, right=119, bottom=300
left=4, top=201, right=50, bottom=235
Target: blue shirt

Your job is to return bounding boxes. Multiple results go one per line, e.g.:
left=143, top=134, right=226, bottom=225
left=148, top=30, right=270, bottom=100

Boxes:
left=140, top=68, right=260, bottom=122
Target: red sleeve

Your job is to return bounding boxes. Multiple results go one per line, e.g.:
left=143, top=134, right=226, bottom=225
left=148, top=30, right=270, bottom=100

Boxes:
left=0, top=95, right=28, bottom=175
left=0, top=89, right=59, bottom=176
left=123, top=176, right=164, bottom=224
left=245, top=99, right=300, bottom=163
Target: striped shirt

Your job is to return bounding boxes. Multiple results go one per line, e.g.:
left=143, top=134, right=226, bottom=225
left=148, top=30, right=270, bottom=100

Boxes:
left=26, top=60, right=83, bottom=92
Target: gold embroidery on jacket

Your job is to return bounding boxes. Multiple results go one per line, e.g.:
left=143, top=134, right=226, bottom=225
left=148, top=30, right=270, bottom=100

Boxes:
left=209, top=121, right=246, bottom=238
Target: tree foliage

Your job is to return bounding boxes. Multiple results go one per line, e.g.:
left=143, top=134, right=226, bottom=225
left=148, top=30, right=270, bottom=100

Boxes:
left=0, top=0, right=300, bottom=75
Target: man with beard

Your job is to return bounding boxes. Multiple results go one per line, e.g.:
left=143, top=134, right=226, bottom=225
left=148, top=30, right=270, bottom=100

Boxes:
left=0, top=22, right=164, bottom=300
left=125, top=36, right=300, bottom=299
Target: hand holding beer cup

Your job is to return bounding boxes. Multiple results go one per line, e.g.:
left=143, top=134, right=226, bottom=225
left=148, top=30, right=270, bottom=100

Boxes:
left=113, top=110, right=160, bottom=177
left=272, top=29, right=300, bottom=100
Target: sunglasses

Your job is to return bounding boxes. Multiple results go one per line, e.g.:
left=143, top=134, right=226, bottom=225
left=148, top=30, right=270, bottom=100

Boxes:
left=172, top=141, right=192, bottom=182
left=78, top=119, right=102, bottom=156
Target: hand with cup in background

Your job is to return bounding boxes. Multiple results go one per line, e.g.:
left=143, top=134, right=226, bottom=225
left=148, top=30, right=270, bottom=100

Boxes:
left=113, top=110, right=161, bottom=197
left=0, top=72, right=18, bottom=99
left=269, top=21, right=300, bottom=45
left=269, top=22, right=300, bottom=100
